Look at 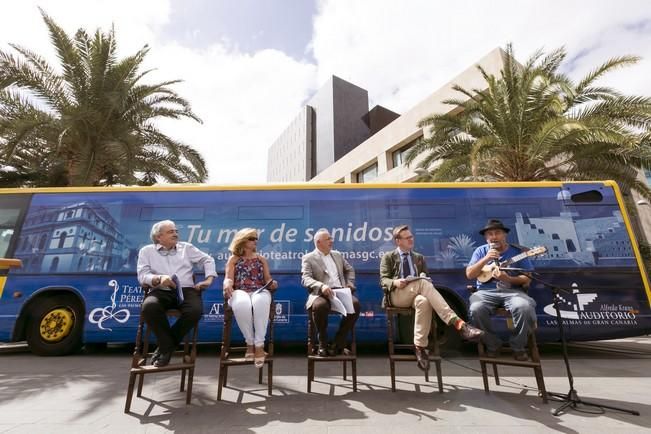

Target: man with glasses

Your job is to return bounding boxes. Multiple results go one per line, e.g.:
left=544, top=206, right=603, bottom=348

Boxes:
left=137, top=220, right=216, bottom=367
left=380, top=225, right=484, bottom=371
left=302, top=229, right=360, bottom=356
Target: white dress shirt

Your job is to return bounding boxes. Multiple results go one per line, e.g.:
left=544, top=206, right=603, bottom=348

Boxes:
left=137, top=241, right=217, bottom=288
left=397, top=248, right=416, bottom=277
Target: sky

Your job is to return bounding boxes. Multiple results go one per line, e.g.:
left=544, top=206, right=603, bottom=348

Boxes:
left=1, top=0, right=651, bottom=184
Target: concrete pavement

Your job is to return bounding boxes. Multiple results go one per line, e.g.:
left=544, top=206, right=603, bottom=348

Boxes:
left=0, top=337, right=650, bottom=433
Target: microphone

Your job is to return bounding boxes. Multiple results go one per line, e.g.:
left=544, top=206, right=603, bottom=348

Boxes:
left=488, top=242, right=500, bottom=264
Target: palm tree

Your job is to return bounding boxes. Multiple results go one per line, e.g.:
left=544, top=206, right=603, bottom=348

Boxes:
left=407, top=44, right=651, bottom=200
left=0, top=9, right=207, bottom=187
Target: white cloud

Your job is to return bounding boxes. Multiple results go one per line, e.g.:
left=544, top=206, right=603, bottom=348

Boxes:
left=1, top=0, right=316, bottom=184
left=312, top=0, right=651, bottom=111
left=2, top=0, right=651, bottom=184
left=150, top=44, right=317, bottom=183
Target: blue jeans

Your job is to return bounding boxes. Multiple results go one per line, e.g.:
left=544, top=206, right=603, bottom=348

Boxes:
left=469, top=289, right=536, bottom=352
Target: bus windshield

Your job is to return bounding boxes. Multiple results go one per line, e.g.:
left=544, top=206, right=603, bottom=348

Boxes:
left=0, top=195, right=28, bottom=258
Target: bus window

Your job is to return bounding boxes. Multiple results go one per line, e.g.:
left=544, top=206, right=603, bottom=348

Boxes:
left=237, top=205, right=304, bottom=220
left=140, top=206, right=205, bottom=221
left=0, top=195, right=29, bottom=258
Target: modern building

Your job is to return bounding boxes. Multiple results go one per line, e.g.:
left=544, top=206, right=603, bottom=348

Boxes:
left=303, top=48, right=506, bottom=184
left=267, top=75, right=399, bottom=182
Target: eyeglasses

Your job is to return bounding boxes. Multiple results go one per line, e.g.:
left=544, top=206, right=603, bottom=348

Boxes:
left=247, top=237, right=258, bottom=241
left=157, top=248, right=177, bottom=256
left=398, top=236, right=414, bottom=240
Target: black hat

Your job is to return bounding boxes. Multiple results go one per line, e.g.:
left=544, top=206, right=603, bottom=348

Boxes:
left=479, top=219, right=510, bottom=235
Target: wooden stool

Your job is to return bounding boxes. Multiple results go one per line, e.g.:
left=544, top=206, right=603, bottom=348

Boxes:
left=385, top=306, right=443, bottom=392
left=124, top=306, right=199, bottom=413
left=306, top=307, right=357, bottom=393
left=478, top=308, right=548, bottom=403
left=217, top=296, right=275, bottom=400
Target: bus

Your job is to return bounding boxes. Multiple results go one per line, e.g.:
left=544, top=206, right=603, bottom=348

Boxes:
left=1, top=181, right=649, bottom=356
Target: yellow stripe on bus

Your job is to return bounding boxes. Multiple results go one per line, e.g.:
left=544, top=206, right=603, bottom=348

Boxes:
left=0, top=180, right=588, bottom=194
left=0, top=276, right=6, bottom=300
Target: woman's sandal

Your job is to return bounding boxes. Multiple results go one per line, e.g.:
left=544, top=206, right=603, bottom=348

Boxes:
left=254, top=346, right=267, bottom=368
left=245, top=345, right=255, bottom=361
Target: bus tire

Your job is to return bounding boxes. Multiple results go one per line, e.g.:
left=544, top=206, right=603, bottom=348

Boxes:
left=26, top=294, right=84, bottom=356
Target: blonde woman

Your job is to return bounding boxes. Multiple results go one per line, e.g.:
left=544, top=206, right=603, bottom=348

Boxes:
left=223, top=228, right=278, bottom=367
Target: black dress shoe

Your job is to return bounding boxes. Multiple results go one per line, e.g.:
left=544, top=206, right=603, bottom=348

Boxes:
left=317, top=344, right=329, bottom=357
left=153, top=351, right=172, bottom=367
left=485, top=348, right=501, bottom=358
left=458, top=323, right=484, bottom=342
left=414, top=346, right=430, bottom=372
left=513, top=351, right=529, bottom=361
left=329, top=344, right=352, bottom=356
left=151, top=348, right=162, bottom=365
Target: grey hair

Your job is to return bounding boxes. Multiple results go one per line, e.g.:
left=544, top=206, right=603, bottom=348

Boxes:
left=313, top=229, right=330, bottom=247
left=151, top=220, right=176, bottom=243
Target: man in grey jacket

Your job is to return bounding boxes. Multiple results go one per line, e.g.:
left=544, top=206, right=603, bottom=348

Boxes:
left=301, top=229, right=360, bottom=357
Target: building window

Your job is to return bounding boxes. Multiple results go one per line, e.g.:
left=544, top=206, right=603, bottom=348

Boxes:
left=49, top=257, right=59, bottom=273
left=391, top=137, right=422, bottom=167
left=356, top=163, right=378, bottom=183
left=391, top=138, right=418, bottom=168
left=57, top=232, right=67, bottom=249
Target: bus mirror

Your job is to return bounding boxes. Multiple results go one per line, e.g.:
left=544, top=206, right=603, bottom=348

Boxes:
left=0, top=258, right=22, bottom=268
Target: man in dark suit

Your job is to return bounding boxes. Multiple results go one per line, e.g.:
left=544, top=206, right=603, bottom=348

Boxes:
left=301, top=229, right=360, bottom=356
left=380, top=224, right=483, bottom=371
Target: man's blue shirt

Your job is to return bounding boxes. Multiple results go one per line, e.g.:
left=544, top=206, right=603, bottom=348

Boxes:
left=468, top=244, right=533, bottom=291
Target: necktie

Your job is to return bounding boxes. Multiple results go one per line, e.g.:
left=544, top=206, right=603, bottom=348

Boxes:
left=401, top=252, right=410, bottom=278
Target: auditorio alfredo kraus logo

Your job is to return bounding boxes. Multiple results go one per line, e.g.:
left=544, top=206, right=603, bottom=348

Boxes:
left=543, top=283, right=639, bottom=327
left=88, top=279, right=143, bottom=331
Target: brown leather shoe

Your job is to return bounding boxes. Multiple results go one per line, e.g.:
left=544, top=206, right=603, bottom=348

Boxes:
left=458, top=323, right=484, bottom=342
left=414, top=346, right=430, bottom=372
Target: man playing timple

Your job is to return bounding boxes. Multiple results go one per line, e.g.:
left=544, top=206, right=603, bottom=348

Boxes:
left=466, top=219, right=536, bottom=361
left=301, top=229, right=360, bottom=357
left=137, top=220, right=217, bottom=367
left=381, top=225, right=483, bottom=371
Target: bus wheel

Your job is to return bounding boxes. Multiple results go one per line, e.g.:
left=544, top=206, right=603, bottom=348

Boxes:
left=26, top=294, right=83, bottom=356
left=436, top=293, right=466, bottom=351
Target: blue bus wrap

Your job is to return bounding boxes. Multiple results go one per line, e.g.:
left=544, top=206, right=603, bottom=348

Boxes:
left=0, top=182, right=649, bottom=355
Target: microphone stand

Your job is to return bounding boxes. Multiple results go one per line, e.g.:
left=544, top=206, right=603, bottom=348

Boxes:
left=518, top=270, right=640, bottom=416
